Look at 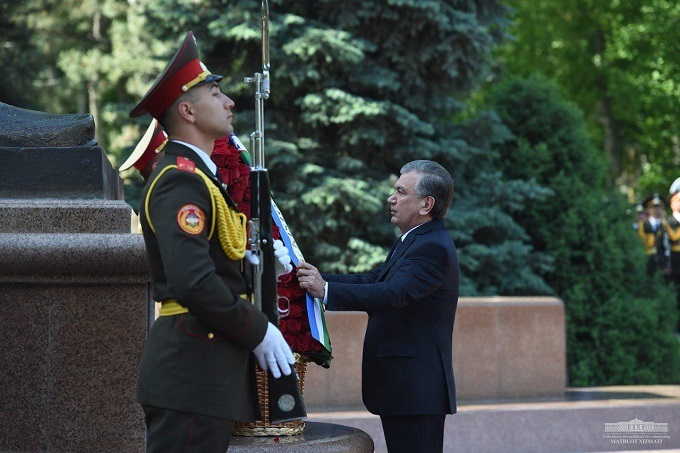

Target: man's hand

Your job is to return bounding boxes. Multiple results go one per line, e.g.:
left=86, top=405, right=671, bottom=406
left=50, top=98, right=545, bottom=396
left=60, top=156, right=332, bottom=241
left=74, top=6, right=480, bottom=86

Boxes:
left=296, top=261, right=326, bottom=299
left=273, top=239, right=293, bottom=276
left=252, top=322, right=296, bottom=379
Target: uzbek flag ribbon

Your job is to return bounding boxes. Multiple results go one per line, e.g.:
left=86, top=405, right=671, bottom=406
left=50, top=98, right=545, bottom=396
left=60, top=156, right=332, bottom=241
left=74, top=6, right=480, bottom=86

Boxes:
left=271, top=199, right=332, bottom=353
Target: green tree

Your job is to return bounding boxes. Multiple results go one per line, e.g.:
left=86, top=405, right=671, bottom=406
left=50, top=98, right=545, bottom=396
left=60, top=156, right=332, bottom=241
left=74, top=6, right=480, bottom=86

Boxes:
left=0, top=0, right=551, bottom=295
left=1, top=0, right=174, bottom=200
left=501, top=0, right=680, bottom=199
left=488, top=75, right=680, bottom=385
left=0, top=1, right=37, bottom=108
left=137, top=0, right=551, bottom=295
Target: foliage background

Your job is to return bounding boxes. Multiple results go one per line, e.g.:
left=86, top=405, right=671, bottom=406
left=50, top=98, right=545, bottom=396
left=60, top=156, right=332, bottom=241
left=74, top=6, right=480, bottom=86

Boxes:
left=501, top=0, right=680, bottom=199
left=1, top=0, right=678, bottom=385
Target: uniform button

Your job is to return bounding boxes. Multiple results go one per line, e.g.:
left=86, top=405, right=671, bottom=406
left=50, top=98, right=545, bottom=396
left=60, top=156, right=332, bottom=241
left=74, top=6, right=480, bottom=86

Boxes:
left=208, top=333, right=214, bottom=339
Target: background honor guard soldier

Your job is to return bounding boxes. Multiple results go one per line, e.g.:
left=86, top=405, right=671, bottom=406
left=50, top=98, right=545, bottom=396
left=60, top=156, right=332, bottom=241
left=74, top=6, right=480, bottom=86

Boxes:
left=637, top=193, right=670, bottom=277
left=119, top=119, right=168, bottom=182
left=665, top=177, right=680, bottom=330
left=120, top=119, right=169, bottom=320
left=129, top=31, right=295, bottom=453
left=297, top=160, right=458, bottom=453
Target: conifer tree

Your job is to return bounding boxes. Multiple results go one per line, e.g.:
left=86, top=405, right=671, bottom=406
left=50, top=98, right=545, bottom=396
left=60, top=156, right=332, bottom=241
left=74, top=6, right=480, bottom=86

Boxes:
left=0, top=0, right=552, bottom=295
left=139, top=0, right=551, bottom=295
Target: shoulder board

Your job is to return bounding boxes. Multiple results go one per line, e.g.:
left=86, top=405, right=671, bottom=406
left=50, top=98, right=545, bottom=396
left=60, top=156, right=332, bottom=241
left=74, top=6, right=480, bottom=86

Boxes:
left=176, top=156, right=196, bottom=173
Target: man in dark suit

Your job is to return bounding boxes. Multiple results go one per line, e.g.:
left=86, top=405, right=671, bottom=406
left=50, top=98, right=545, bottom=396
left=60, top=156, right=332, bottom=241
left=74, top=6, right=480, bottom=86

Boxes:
left=297, top=160, right=458, bottom=453
left=127, top=31, right=295, bottom=452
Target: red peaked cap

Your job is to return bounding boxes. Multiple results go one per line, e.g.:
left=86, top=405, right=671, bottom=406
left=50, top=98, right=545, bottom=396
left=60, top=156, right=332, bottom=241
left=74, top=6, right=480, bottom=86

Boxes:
left=119, top=119, right=168, bottom=172
left=129, top=31, right=223, bottom=119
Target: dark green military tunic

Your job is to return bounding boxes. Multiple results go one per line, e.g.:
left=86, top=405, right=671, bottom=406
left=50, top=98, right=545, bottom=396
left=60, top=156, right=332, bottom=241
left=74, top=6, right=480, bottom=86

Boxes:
left=137, top=141, right=268, bottom=421
left=666, top=215, right=680, bottom=284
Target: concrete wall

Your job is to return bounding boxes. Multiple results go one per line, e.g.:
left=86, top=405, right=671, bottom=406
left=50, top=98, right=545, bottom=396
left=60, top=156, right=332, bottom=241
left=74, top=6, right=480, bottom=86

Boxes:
left=304, top=297, right=566, bottom=410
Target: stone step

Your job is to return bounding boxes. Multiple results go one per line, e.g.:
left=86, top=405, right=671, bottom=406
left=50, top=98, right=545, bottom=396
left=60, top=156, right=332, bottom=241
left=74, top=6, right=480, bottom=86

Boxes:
left=0, top=199, right=135, bottom=233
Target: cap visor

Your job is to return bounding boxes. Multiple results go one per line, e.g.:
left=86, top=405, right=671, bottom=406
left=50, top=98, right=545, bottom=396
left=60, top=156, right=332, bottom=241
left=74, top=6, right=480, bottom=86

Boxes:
left=195, top=74, right=224, bottom=87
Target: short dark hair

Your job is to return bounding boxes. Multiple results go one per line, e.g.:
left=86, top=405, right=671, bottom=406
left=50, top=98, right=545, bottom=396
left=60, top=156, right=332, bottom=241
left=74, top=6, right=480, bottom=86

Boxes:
left=157, top=89, right=199, bottom=133
left=400, top=160, right=454, bottom=219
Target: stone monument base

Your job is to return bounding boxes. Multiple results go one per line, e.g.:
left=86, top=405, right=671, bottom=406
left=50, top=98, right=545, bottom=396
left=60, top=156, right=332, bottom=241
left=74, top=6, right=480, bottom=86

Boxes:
left=229, top=421, right=374, bottom=452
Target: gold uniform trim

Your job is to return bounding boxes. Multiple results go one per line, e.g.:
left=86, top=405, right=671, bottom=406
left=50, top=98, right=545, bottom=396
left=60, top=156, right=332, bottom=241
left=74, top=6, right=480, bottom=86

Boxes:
left=144, top=165, right=246, bottom=260
left=159, top=299, right=189, bottom=316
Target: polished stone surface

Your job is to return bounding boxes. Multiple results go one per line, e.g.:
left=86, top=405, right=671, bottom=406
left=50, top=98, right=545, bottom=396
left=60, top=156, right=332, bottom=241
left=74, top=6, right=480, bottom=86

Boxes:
left=0, top=102, right=95, bottom=147
left=0, top=176, right=150, bottom=451
left=229, top=421, right=374, bottom=452
left=305, top=297, right=566, bottom=409
left=0, top=233, right=147, bottom=283
left=0, top=282, right=149, bottom=452
left=455, top=297, right=566, bottom=400
left=0, top=147, right=124, bottom=200
left=0, top=199, right=134, bottom=233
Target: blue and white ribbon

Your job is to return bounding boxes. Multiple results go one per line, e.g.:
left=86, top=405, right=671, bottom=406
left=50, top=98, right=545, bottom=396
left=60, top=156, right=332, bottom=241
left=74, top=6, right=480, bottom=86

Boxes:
left=271, top=199, right=331, bottom=353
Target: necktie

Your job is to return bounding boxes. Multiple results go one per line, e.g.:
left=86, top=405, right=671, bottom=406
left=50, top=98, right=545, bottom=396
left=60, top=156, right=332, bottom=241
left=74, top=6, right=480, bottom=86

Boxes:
left=387, top=237, right=405, bottom=262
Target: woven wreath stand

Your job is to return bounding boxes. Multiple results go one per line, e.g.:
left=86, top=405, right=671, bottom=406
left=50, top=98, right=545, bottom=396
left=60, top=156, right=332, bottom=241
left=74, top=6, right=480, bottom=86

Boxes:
left=232, top=354, right=309, bottom=436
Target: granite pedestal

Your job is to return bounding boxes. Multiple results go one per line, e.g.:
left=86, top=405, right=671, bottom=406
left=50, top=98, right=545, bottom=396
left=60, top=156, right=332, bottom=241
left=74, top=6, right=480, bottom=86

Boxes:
left=0, top=143, right=150, bottom=451
left=230, top=422, right=374, bottom=452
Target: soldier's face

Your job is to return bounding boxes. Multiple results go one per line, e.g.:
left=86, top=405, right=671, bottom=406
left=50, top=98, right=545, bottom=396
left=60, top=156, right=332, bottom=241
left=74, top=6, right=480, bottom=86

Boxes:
left=650, top=205, right=664, bottom=218
left=671, top=198, right=680, bottom=213
left=193, top=82, right=235, bottom=138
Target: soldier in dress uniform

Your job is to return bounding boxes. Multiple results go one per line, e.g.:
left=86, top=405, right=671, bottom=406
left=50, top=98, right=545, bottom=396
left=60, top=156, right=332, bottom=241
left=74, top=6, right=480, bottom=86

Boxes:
left=120, top=119, right=169, bottom=320
left=129, top=31, right=295, bottom=452
left=665, top=178, right=680, bottom=330
left=637, top=193, right=669, bottom=277
left=119, top=118, right=168, bottom=182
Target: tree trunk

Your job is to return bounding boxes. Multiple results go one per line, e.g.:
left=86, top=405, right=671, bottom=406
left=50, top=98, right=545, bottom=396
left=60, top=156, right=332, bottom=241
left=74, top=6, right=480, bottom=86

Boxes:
left=593, top=30, right=622, bottom=185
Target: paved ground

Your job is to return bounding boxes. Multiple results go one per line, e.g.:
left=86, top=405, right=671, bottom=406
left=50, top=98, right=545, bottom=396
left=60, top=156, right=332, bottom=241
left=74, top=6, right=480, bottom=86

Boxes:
left=307, top=386, right=680, bottom=453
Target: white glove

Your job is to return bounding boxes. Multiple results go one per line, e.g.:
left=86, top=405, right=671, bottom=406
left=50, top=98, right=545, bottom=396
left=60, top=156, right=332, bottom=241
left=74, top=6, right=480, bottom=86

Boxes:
left=252, top=322, right=295, bottom=379
left=245, top=250, right=260, bottom=266
left=273, top=239, right=293, bottom=276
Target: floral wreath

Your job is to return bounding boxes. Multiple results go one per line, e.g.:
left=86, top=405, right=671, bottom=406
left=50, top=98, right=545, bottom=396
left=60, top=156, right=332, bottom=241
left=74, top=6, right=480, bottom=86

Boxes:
left=212, top=137, right=331, bottom=368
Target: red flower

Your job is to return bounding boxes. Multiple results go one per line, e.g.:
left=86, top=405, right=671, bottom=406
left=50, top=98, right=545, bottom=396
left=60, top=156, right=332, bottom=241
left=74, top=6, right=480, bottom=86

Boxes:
left=296, top=334, right=311, bottom=352
left=212, top=137, right=229, bottom=158
left=290, top=281, right=306, bottom=298
left=309, top=338, right=322, bottom=352
left=235, top=201, right=248, bottom=215
left=285, top=318, right=302, bottom=333
left=212, top=137, right=252, bottom=214
left=289, top=303, right=303, bottom=318
left=283, top=333, right=295, bottom=350
left=278, top=286, right=293, bottom=301
left=230, top=179, right=247, bottom=204
left=278, top=272, right=293, bottom=285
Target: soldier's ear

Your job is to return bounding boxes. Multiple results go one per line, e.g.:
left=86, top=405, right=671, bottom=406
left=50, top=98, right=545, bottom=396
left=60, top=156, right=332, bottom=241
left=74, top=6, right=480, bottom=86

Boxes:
left=177, top=101, right=196, bottom=124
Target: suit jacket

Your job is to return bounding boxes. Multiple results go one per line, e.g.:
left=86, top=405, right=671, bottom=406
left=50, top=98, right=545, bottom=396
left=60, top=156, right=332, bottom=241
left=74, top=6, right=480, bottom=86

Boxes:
left=137, top=141, right=269, bottom=420
left=323, top=219, right=458, bottom=416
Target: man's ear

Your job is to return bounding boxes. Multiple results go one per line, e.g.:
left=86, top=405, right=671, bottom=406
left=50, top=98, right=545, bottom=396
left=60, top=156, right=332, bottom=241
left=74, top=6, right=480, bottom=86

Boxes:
left=177, top=100, right=196, bottom=123
left=420, top=195, right=435, bottom=216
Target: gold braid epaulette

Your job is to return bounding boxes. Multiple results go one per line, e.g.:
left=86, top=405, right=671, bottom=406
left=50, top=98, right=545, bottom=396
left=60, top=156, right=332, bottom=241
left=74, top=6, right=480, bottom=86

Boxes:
left=144, top=165, right=247, bottom=260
